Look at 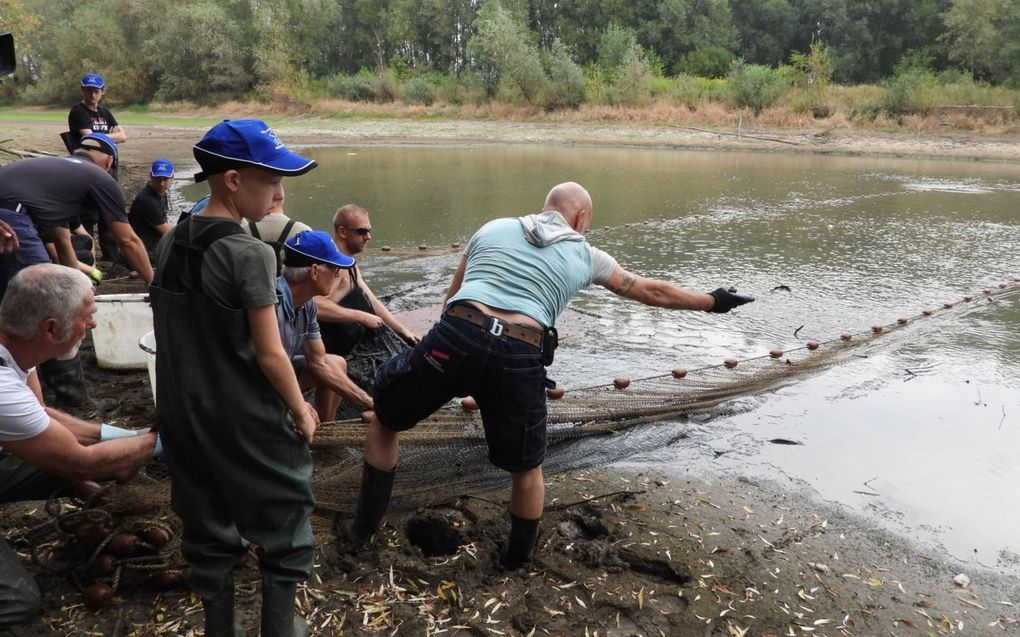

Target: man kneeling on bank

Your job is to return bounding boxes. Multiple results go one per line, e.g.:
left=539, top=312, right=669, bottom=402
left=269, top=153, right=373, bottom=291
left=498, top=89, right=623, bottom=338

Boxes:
left=0, top=264, right=158, bottom=627
left=277, top=231, right=373, bottom=419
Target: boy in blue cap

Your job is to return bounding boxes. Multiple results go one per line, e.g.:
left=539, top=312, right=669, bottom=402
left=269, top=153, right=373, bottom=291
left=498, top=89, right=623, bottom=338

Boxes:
left=150, top=120, right=318, bottom=637
left=68, top=73, right=127, bottom=263
left=68, top=73, right=126, bottom=148
left=128, top=158, right=175, bottom=261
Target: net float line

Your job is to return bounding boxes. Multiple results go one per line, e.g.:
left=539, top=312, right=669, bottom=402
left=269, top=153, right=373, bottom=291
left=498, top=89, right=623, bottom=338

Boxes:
left=311, top=278, right=1020, bottom=449
left=311, top=277, right=1019, bottom=511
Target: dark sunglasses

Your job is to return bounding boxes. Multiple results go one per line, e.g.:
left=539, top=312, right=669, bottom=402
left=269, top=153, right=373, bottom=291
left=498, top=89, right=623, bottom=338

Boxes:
left=346, top=226, right=371, bottom=236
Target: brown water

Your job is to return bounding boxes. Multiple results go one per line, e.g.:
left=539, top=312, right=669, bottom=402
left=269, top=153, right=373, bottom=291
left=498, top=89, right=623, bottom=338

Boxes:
left=181, top=144, right=1020, bottom=569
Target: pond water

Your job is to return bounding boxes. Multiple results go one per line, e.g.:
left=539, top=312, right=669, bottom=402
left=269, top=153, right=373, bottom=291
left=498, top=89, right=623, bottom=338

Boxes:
left=180, top=144, right=1020, bottom=570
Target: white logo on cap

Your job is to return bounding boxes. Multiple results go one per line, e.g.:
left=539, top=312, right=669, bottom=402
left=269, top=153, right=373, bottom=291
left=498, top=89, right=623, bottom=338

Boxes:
left=261, top=127, right=285, bottom=150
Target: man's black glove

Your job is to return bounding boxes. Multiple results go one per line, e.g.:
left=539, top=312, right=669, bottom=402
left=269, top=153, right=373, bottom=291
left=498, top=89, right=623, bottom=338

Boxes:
left=708, top=287, right=755, bottom=313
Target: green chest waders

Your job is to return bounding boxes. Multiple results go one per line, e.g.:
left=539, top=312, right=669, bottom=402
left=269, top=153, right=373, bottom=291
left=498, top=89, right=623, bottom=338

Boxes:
left=150, top=218, right=314, bottom=598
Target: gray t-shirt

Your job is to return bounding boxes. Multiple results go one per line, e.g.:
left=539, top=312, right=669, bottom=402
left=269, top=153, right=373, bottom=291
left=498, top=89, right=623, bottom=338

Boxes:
left=155, top=215, right=278, bottom=310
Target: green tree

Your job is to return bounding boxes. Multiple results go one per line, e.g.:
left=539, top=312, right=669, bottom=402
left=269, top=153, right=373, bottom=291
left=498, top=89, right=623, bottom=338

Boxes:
left=638, top=0, right=738, bottom=71
left=468, top=1, right=548, bottom=103
left=544, top=38, right=586, bottom=107
left=940, top=0, right=1020, bottom=83
left=607, top=42, right=653, bottom=105
left=137, top=0, right=252, bottom=101
left=728, top=60, right=786, bottom=115
left=597, top=23, right=639, bottom=71
left=730, top=0, right=796, bottom=66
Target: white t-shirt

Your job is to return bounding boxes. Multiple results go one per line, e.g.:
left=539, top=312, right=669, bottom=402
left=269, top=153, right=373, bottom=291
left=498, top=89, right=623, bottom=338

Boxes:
left=0, top=344, right=49, bottom=451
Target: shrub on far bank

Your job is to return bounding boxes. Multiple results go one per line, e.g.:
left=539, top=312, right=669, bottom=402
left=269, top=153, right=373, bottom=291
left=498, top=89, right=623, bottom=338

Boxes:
left=728, top=61, right=787, bottom=115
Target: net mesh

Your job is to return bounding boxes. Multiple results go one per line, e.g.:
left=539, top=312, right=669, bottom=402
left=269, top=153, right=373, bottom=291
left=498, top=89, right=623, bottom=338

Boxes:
left=310, top=281, right=1020, bottom=512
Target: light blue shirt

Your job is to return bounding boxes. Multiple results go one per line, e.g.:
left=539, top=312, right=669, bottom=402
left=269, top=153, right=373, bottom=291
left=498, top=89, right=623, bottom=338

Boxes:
left=448, top=213, right=617, bottom=327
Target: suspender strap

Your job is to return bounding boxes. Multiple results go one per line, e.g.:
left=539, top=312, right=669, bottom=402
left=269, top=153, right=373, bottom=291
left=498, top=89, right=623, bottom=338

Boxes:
left=159, top=217, right=246, bottom=294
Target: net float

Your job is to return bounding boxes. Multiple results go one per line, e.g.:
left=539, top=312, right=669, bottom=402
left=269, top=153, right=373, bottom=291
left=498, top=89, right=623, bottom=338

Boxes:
left=235, top=551, right=254, bottom=568
left=922, top=308, right=934, bottom=316
left=769, top=349, right=783, bottom=359
left=141, top=527, right=172, bottom=548
left=546, top=387, right=565, bottom=400
left=82, top=583, right=113, bottom=611
left=73, top=480, right=104, bottom=502
left=840, top=333, right=852, bottom=342
left=107, top=532, right=141, bottom=558
left=87, top=554, right=118, bottom=578
left=460, top=396, right=479, bottom=411
left=451, top=242, right=461, bottom=249
left=75, top=522, right=112, bottom=549
left=943, top=302, right=954, bottom=309
left=671, top=368, right=688, bottom=378
left=149, top=571, right=182, bottom=591
left=806, top=340, right=820, bottom=350
left=1000, top=282, right=1008, bottom=289
left=897, top=318, right=908, bottom=325
left=418, top=244, right=428, bottom=251
left=380, top=246, right=392, bottom=252
left=723, top=358, right=738, bottom=369
left=871, top=325, right=883, bottom=333
left=983, top=289, right=992, bottom=294
left=613, top=377, right=630, bottom=389
left=963, top=296, right=972, bottom=302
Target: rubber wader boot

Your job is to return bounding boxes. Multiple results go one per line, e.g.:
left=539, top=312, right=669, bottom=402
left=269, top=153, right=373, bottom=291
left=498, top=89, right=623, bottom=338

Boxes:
left=201, top=587, right=245, bottom=637
left=260, top=583, right=307, bottom=637
left=37, top=356, right=113, bottom=413
left=346, top=461, right=395, bottom=547
left=502, top=512, right=540, bottom=570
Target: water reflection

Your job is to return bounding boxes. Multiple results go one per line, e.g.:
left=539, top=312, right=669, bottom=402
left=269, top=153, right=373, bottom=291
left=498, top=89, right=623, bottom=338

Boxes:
left=181, top=144, right=1020, bottom=566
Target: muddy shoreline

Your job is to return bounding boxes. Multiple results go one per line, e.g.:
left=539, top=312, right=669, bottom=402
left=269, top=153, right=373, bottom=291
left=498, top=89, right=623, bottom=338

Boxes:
left=2, top=116, right=1019, bottom=635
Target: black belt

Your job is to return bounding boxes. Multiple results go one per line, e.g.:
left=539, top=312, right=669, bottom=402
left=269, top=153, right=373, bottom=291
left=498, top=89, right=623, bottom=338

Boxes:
left=445, top=303, right=544, bottom=349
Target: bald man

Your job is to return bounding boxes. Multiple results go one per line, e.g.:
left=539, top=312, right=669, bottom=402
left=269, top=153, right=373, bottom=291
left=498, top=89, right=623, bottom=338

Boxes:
left=347, top=182, right=754, bottom=569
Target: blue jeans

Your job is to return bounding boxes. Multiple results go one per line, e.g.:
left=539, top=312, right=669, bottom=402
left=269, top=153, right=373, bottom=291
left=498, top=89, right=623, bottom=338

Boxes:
left=0, top=209, right=51, bottom=299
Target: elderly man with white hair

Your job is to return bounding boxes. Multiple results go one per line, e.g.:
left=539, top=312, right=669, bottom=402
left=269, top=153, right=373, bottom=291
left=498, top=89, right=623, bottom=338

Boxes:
left=0, top=263, right=158, bottom=627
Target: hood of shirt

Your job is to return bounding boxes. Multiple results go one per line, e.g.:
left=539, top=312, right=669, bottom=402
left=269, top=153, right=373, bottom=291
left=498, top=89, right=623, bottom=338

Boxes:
left=518, top=210, right=584, bottom=248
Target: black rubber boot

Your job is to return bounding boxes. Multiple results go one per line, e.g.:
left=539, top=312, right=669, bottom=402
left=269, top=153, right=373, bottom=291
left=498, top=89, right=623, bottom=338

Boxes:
left=201, top=586, right=245, bottom=637
left=502, top=512, right=540, bottom=570
left=260, top=583, right=307, bottom=637
left=37, top=356, right=112, bottom=413
left=344, top=461, right=395, bottom=547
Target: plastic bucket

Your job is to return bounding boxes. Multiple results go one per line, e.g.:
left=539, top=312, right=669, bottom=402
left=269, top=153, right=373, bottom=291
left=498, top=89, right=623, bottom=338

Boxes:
left=92, top=294, right=152, bottom=370
left=138, top=330, right=156, bottom=406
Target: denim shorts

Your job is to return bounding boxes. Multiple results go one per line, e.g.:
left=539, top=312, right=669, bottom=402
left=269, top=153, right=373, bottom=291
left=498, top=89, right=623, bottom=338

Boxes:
left=373, top=313, right=547, bottom=472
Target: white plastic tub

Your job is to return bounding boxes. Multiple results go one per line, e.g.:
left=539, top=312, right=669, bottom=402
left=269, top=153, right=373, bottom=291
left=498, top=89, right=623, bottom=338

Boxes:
left=92, top=294, right=153, bottom=370
left=138, top=330, right=157, bottom=406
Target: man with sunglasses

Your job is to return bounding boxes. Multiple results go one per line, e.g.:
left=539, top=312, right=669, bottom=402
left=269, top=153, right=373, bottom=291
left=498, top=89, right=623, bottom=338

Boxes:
left=276, top=231, right=372, bottom=421
left=316, top=204, right=419, bottom=360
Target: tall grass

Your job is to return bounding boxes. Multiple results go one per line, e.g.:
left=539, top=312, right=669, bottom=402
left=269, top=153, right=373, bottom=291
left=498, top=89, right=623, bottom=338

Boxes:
left=49, top=67, right=1013, bottom=133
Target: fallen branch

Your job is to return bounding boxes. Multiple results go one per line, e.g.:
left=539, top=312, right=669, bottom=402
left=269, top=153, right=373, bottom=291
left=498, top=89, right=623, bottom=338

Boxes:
left=670, top=125, right=802, bottom=146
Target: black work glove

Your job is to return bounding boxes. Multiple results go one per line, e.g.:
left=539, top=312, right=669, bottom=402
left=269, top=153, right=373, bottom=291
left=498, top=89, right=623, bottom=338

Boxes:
left=708, top=287, right=755, bottom=313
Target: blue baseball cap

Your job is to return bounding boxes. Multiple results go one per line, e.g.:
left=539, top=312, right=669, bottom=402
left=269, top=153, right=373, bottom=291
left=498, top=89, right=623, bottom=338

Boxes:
left=150, top=158, right=174, bottom=178
left=283, top=230, right=354, bottom=269
left=78, top=132, right=118, bottom=165
left=81, top=73, right=104, bottom=89
left=192, top=119, right=317, bottom=183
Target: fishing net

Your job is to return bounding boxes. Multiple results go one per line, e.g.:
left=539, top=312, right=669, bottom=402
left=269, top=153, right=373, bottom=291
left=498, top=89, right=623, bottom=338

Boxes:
left=311, top=280, right=1020, bottom=512
left=10, top=279, right=1016, bottom=600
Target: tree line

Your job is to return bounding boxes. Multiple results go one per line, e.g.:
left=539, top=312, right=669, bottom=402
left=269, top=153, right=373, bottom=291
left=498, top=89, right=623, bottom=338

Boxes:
left=0, top=0, right=1017, bottom=109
